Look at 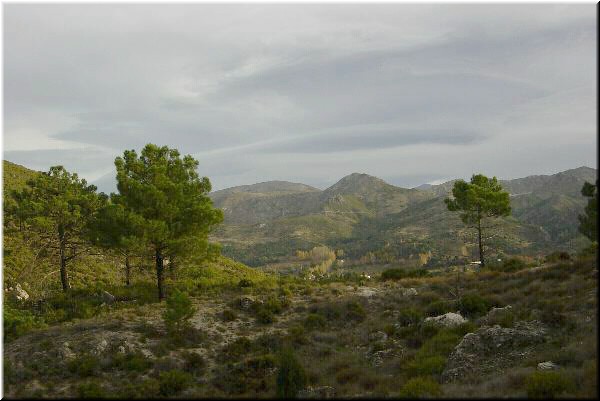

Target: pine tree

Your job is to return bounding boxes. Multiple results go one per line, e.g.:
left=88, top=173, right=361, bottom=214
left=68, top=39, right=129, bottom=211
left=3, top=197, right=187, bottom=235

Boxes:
left=114, top=144, right=223, bottom=300
left=445, top=174, right=511, bottom=267
left=578, top=180, right=597, bottom=242
left=12, top=166, right=106, bottom=291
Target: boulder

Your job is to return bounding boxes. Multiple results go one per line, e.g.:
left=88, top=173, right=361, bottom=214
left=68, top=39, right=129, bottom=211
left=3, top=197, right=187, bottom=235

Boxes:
left=357, top=287, right=378, bottom=298
left=442, top=320, right=547, bottom=382
left=478, top=305, right=513, bottom=325
left=400, top=287, right=418, bottom=297
left=298, top=386, right=336, bottom=399
left=424, top=312, right=467, bottom=328
left=538, top=361, right=559, bottom=370
left=59, top=342, right=76, bottom=360
left=101, top=291, right=116, bottom=304
left=93, top=338, right=109, bottom=355
left=8, top=283, right=29, bottom=302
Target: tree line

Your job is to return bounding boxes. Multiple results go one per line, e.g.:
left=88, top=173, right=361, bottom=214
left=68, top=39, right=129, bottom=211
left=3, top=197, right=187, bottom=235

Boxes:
left=5, top=144, right=224, bottom=301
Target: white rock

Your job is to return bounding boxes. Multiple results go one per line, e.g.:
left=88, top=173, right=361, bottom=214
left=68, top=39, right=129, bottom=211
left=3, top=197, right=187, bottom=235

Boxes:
left=538, top=361, right=559, bottom=370
left=401, top=288, right=418, bottom=297
left=424, top=312, right=468, bottom=327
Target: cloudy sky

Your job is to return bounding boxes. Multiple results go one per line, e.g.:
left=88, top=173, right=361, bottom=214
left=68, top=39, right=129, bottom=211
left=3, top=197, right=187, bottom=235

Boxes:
left=3, top=3, right=597, bottom=192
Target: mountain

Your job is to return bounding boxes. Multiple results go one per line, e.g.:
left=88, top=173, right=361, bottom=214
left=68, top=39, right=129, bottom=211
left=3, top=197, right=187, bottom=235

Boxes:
left=2, top=160, right=40, bottom=195
left=210, top=167, right=596, bottom=267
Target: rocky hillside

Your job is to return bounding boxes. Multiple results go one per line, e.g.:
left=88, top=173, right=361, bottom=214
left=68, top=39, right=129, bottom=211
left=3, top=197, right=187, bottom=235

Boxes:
left=209, top=167, right=596, bottom=267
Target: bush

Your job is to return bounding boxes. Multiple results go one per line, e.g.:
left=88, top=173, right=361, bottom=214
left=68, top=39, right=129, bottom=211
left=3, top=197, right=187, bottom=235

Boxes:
left=398, top=307, right=424, bottom=326
left=3, top=305, right=46, bottom=341
left=381, top=268, right=429, bottom=281
left=163, top=290, right=196, bottom=333
left=345, top=301, right=366, bottom=322
left=425, top=300, right=454, bottom=317
left=459, top=294, right=498, bottom=318
left=77, top=381, right=106, bottom=398
left=305, top=313, right=327, bottom=330
left=118, top=378, right=160, bottom=398
left=545, top=251, right=571, bottom=263
left=287, top=324, right=309, bottom=345
left=488, top=258, right=528, bottom=273
left=182, top=351, right=206, bottom=375
left=276, top=347, right=307, bottom=398
left=398, top=376, right=442, bottom=398
left=222, top=309, right=237, bottom=322
left=256, top=307, right=276, bottom=324
left=158, top=369, right=194, bottom=396
left=111, top=352, right=152, bottom=372
left=405, top=355, right=447, bottom=377
left=525, top=371, right=574, bottom=398
left=68, top=354, right=101, bottom=377
left=238, top=279, right=253, bottom=288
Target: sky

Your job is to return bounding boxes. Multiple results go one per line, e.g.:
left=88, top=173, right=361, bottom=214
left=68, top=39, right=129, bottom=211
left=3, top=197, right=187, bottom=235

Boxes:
left=3, top=3, right=597, bottom=193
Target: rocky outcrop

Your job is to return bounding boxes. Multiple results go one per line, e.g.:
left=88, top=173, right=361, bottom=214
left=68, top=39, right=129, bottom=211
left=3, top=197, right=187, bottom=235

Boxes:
left=538, top=361, right=559, bottom=370
left=298, top=386, right=336, bottom=399
left=400, top=287, right=418, bottom=297
left=442, top=320, right=547, bottom=382
left=478, top=305, right=513, bottom=325
left=6, top=283, right=29, bottom=302
left=424, top=312, right=467, bottom=328
left=238, top=295, right=262, bottom=310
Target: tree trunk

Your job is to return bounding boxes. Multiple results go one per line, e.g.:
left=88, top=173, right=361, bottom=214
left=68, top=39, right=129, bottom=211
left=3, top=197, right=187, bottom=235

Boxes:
left=477, top=216, right=485, bottom=267
left=125, top=254, right=131, bottom=287
left=156, top=249, right=165, bottom=301
left=59, top=238, right=70, bottom=292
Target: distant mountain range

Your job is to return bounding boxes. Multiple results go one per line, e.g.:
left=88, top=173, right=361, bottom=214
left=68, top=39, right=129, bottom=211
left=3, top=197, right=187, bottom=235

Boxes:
left=3, top=160, right=596, bottom=268
left=208, top=166, right=596, bottom=267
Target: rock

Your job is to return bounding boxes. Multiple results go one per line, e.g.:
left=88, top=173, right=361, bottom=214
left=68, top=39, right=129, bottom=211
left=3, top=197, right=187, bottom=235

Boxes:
left=368, top=349, right=395, bottom=367
left=400, top=287, right=418, bottom=297
left=538, top=361, right=559, bottom=370
left=479, top=305, right=512, bottom=325
left=239, top=295, right=261, bottom=310
left=8, top=283, right=29, bottom=302
left=93, top=338, right=109, bottom=355
left=357, top=287, right=378, bottom=298
left=424, top=312, right=468, bottom=328
left=442, top=320, right=547, bottom=382
left=298, top=386, right=336, bottom=399
left=59, top=342, right=76, bottom=360
left=368, top=331, right=388, bottom=342
left=101, top=291, right=116, bottom=304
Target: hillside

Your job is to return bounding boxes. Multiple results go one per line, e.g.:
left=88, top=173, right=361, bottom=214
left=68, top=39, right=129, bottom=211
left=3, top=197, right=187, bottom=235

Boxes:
left=2, top=160, right=40, bottom=195
left=210, top=167, right=595, bottom=268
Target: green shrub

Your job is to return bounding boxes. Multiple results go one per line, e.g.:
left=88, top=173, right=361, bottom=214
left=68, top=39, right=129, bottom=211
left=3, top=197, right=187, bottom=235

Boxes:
left=398, top=307, right=424, bottom=326
left=287, top=324, right=309, bottom=345
left=304, top=313, right=326, bottom=330
left=488, top=258, right=529, bottom=273
left=398, top=376, right=442, bottom=398
left=221, top=337, right=253, bottom=361
left=68, top=354, right=101, bottom=377
left=182, top=351, right=206, bottom=375
left=256, top=307, right=275, bottom=324
left=381, top=268, right=429, bottom=281
left=405, top=355, right=446, bottom=377
left=77, top=381, right=106, bottom=398
left=222, top=309, right=237, bottom=322
left=238, top=279, right=253, bottom=288
left=525, top=371, right=574, bottom=398
left=118, top=378, right=160, bottom=398
left=545, top=251, right=571, bottom=263
left=276, top=347, right=307, bottom=398
left=111, top=352, right=152, bottom=372
left=158, top=369, right=194, bottom=396
left=3, top=305, right=46, bottom=341
left=459, top=293, right=498, bottom=318
left=345, top=301, right=366, bottom=322
left=425, top=300, right=454, bottom=317
left=162, top=290, right=195, bottom=333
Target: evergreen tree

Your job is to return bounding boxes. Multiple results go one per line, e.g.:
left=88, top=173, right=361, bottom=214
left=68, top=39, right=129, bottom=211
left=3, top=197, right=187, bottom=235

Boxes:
left=276, top=347, right=307, bottom=398
left=445, top=174, right=511, bottom=267
left=578, top=180, right=597, bottom=242
left=114, top=144, right=223, bottom=300
left=90, top=198, right=145, bottom=286
left=12, top=166, right=106, bottom=291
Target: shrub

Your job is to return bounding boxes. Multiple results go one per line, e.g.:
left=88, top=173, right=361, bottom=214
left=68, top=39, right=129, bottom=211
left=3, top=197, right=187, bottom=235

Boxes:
left=458, top=294, right=498, bottom=318
left=304, top=313, right=327, bottom=330
left=545, top=251, right=571, bottom=263
left=381, top=268, right=429, bottom=281
left=3, top=305, right=46, bottom=341
left=489, top=258, right=528, bottom=273
left=276, top=347, right=307, bottom=398
left=398, top=307, right=424, bottom=326
left=68, top=354, right=101, bottom=377
left=256, top=307, right=276, bottom=324
left=525, top=371, right=574, bottom=398
left=222, top=309, right=237, bottom=322
left=111, top=352, right=152, bottom=372
left=182, top=351, right=206, bottom=375
left=425, top=300, right=454, bottom=317
left=163, top=290, right=195, bottom=333
left=158, top=369, right=194, bottom=396
left=119, top=378, right=160, bottom=398
left=345, top=301, right=366, bottom=322
left=405, top=355, right=446, bottom=377
left=287, top=324, right=309, bottom=345
left=398, top=376, right=442, bottom=398
left=238, top=279, right=253, bottom=288
left=221, top=337, right=253, bottom=361
left=76, top=381, right=106, bottom=398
